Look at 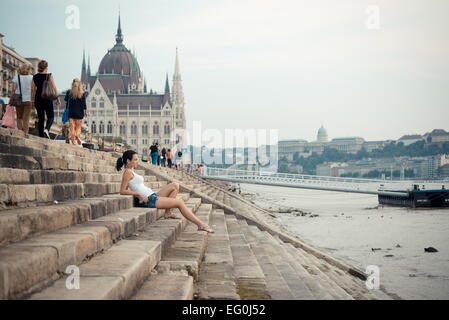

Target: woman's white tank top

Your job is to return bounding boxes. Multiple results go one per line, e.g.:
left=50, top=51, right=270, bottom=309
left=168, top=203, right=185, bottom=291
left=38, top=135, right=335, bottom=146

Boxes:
left=125, top=169, right=154, bottom=201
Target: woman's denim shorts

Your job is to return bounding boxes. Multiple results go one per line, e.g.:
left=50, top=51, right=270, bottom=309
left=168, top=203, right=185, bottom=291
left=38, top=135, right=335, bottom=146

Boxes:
left=142, top=192, right=159, bottom=208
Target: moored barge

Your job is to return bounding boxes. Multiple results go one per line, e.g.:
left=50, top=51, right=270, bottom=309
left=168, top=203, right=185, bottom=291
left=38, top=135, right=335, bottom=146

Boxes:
left=378, top=184, right=449, bottom=208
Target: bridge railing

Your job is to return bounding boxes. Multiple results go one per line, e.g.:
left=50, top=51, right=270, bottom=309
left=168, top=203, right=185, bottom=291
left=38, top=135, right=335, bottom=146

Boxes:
left=200, top=167, right=449, bottom=192
left=202, top=167, right=397, bottom=184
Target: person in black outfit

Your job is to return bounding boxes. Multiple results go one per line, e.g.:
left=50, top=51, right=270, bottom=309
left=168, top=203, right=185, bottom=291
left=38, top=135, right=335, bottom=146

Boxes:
left=149, top=142, right=158, bottom=165
left=31, top=60, right=61, bottom=138
left=64, top=78, right=87, bottom=145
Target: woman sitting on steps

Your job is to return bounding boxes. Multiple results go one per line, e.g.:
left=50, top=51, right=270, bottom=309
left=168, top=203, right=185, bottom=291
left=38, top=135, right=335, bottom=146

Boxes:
left=117, top=150, right=214, bottom=233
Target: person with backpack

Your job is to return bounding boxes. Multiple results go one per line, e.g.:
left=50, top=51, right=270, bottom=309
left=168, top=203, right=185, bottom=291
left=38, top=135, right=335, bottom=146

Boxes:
left=64, top=78, right=87, bottom=145
left=31, top=60, right=61, bottom=138
left=9, top=64, right=33, bottom=133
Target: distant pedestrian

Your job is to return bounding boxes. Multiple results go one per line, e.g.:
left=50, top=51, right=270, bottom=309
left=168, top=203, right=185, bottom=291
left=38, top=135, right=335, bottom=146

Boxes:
left=167, top=148, right=172, bottom=168
left=161, top=147, right=167, bottom=167
left=64, top=78, right=87, bottom=145
left=10, top=64, right=33, bottom=134
left=32, top=60, right=61, bottom=138
left=149, top=141, right=158, bottom=165
left=157, top=143, right=161, bottom=166
left=175, top=150, right=183, bottom=170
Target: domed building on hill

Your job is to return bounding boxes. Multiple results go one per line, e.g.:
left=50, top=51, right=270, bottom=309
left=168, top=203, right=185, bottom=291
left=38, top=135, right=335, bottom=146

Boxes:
left=317, top=125, right=328, bottom=143
left=57, top=13, right=186, bottom=157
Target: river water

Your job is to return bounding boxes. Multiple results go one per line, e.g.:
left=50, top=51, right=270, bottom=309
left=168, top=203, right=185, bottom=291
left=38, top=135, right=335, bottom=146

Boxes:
left=239, top=183, right=449, bottom=300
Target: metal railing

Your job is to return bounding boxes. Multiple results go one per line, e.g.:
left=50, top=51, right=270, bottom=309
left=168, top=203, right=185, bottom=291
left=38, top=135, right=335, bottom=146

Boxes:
left=198, top=167, right=449, bottom=197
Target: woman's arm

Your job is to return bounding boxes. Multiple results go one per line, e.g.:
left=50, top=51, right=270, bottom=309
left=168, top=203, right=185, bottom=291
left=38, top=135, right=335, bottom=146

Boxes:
left=119, top=170, right=147, bottom=201
left=31, top=80, right=36, bottom=104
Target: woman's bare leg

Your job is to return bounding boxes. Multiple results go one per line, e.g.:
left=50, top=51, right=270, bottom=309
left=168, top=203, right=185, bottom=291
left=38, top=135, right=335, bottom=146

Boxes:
left=156, top=197, right=212, bottom=230
left=156, top=182, right=179, bottom=216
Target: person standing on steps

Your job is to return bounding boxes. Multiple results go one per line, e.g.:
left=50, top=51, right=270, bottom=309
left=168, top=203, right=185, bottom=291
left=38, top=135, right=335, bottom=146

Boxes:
left=10, top=64, right=33, bottom=134
left=31, top=60, right=61, bottom=138
left=117, top=150, right=214, bottom=233
left=149, top=141, right=158, bottom=165
left=167, top=148, right=172, bottom=168
left=157, top=143, right=161, bottom=166
left=175, top=149, right=183, bottom=170
left=161, top=147, right=167, bottom=167
left=64, top=78, right=87, bottom=146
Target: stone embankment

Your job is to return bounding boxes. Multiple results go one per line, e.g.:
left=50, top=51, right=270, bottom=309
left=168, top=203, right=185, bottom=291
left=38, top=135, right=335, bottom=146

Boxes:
left=0, top=127, right=377, bottom=300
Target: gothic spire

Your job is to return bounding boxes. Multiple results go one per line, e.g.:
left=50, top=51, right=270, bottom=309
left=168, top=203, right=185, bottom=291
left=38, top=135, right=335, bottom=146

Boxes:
left=87, top=53, right=91, bottom=76
left=165, top=72, right=170, bottom=94
left=174, top=47, right=180, bottom=78
left=115, top=11, right=123, bottom=44
left=172, top=47, right=184, bottom=106
left=82, top=48, right=86, bottom=70
left=163, top=72, right=171, bottom=105
left=81, top=48, right=87, bottom=85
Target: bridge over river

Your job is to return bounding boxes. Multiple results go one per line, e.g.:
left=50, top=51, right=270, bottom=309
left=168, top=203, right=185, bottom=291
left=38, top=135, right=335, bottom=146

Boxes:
left=198, top=167, right=449, bottom=198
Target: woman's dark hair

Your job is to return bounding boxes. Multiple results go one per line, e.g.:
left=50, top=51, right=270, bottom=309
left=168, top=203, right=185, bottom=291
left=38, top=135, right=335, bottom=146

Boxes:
left=116, top=150, right=137, bottom=171
left=38, top=60, right=48, bottom=72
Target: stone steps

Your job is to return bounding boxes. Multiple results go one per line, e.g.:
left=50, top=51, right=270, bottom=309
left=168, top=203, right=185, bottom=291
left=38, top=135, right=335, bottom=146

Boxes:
left=284, top=242, right=376, bottom=300
left=217, top=192, right=225, bottom=204
left=28, top=240, right=161, bottom=300
left=225, top=215, right=271, bottom=299
left=264, top=235, right=335, bottom=300
left=132, top=203, right=213, bottom=300
left=132, top=275, right=194, bottom=300
left=265, top=231, right=353, bottom=300
left=0, top=194, right=133, bottom=247
left=156, top=203, right=212, bottom=281
left=26, top=195, right=201, bottom=300
left=0, top=181, right=167, bottom=209
left=0, top=127, right=115, bottom=161
left=0, top=204, right=164, bottom=299
left=0, top=143, right=117, bottom=169
left=237, top=219, right=295, bottom=300
left=0, top=168, right=157, bottom=185
left=246, top=225, right=315, bottom=299
left=196, top=209, right=239, bottom=300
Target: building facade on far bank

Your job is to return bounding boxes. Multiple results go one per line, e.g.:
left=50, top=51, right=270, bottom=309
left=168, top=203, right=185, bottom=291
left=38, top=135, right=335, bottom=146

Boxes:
left=54, top=14, right=187, bottom=157
left=1, top=33, right=40, bottom=97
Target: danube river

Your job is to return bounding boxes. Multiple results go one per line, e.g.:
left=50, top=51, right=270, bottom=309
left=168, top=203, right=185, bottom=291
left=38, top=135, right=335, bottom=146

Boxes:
left=239, top=183, right=449, bottom=300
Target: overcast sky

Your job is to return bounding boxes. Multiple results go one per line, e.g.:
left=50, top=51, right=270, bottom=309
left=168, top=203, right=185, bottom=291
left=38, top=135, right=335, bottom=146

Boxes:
left=1, top=0, right=448, bottom=144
